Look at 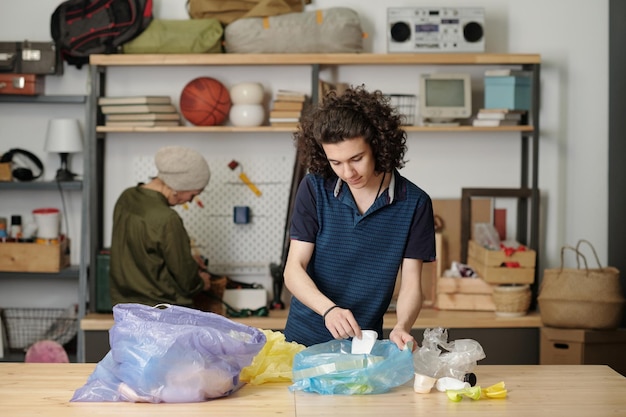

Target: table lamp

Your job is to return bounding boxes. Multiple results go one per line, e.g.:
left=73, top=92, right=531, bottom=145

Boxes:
left=44, top=118, right=83, bottom=181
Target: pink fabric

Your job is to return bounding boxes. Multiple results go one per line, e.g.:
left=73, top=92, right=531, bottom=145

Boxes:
left=24, top=340, right=69, bottom=363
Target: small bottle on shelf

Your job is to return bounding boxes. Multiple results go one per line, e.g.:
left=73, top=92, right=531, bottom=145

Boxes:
left=10, top=215, right=23, bottom=241
left=0, top=217, right=8, bottom=241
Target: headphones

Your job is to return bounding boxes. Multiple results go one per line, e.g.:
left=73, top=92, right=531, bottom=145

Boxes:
left=0, top=148, right=44, bottom=181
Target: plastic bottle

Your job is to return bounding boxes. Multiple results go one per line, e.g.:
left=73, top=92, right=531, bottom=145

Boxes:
left=10, top=215, right=23, bottom=240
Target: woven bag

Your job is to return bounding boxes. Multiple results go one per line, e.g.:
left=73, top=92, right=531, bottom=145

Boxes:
left=538, top=240, right=625, bottom=329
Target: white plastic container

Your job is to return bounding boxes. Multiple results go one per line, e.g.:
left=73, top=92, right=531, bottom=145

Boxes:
left=32, top=208, right=60, bottom=239
left=413, top=373, right=437, bottom=393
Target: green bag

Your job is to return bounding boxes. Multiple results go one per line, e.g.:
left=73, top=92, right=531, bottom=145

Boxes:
left=122, top=19, right=223, bottom=54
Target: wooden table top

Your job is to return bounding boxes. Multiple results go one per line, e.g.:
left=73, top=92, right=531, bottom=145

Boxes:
left=81, top=308, right=543, bottom=331
left=0, top=363, right=624, bottom=416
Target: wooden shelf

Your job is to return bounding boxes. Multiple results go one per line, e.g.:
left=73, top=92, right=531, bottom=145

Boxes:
left=90, top=53, right=541, bottom=67
left=0, top=180, right=82, bottom=191
left=0, top=265, right=80, bottom=279
left=0, top=95, right=86, bottom=104
left=96, top=125, right=533, bottom=134
left=96, top=125, right=299, bottom=133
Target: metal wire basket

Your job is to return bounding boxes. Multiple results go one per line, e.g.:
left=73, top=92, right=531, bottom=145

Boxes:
left=385, top=94, right=418, bottom=126
left=1, top=306, right=77, bottom=350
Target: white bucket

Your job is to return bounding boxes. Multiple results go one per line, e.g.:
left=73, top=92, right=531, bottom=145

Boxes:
left=33, top=208, right=60, bottom=239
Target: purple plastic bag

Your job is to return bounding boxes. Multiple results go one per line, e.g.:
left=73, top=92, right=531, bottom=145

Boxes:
left=71, top=303, right=266, bottom=403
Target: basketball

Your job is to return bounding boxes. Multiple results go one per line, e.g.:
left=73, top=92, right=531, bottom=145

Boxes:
left=180, top=77, right=231, bottom=126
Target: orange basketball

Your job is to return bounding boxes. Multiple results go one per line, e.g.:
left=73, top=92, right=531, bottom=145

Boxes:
left=180, top=77, right=231, bottom=126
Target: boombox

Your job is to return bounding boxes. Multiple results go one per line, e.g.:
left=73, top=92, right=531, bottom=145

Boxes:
left=387, top=7, right=485, bottom=53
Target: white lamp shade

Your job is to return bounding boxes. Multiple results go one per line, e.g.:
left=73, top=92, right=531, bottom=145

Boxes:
left=45, top=118, right=84, bottom=153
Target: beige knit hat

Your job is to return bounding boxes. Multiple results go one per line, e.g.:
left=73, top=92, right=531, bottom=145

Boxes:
left=155, top=146, right=210, bottom=191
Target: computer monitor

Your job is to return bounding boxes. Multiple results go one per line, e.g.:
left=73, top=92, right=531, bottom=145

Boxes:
left=420, top=73, right=472, bottom=125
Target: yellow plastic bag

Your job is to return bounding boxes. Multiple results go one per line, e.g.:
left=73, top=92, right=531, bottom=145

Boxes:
left=240, top=329, right=305, bottom=385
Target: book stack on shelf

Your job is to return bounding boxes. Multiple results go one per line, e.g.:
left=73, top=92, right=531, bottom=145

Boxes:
left=269, top=90, right=308, bottom=127
left=99, top=96, right=182, bottom=127
left=472, top=108, right=526, bottom=127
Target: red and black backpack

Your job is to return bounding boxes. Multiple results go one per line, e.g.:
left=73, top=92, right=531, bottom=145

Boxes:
left=51, top=0, right=153, bottom=68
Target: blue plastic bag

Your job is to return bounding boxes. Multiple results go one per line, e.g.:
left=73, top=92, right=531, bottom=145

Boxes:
left=289, top=339, right=414, bottom=395
left=71, top=303, right=266, bottom=403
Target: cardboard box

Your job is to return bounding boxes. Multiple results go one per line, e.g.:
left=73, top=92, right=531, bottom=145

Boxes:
left=0, top=239, right=69, bottom=272
left=484, top=75, right=532, bottom=110
left=436, top=277, right=496, bottom=311
left=540, top=327, right=626, bottom=376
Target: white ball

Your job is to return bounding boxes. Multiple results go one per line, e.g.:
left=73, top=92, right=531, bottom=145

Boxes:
left=229, top=82, right=264, bottom=105
left=229, top=104, right=265, bottom=127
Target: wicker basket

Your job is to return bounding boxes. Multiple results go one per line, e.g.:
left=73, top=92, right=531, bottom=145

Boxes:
left=538, top=241, right=625, bottom=330
left=0, top=307, right=77, bottom=350
left=492, top=284, right=531, bottom=317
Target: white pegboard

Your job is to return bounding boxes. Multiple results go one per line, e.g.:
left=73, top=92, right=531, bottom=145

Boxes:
left=134, top=155, right=293, bottom=275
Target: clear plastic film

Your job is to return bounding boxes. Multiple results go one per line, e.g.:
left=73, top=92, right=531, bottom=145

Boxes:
left=412, top=327, right=486, bottom=380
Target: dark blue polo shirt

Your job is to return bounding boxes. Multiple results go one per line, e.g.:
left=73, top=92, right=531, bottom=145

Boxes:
left=284, top=170, right=435, bottom=346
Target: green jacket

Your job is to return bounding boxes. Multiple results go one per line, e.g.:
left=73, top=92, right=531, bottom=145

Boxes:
left=109, top=185, right=203, bottom=307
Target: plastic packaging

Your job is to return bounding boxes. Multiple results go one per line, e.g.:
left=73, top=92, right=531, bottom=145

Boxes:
left=239, top=329, right=306, bottom=385
left=473, top=222, right=500, bottom=250
left=436, top=376, right=470, bottom=392
left=412, top=328, right=485, bottom=381
left=290, top=339, right=414, bottom=395
left=71, top=303, right=266, bottom=403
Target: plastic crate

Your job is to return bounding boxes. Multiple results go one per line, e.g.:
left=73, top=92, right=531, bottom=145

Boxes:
left=0, top=307, right=77, bottom=350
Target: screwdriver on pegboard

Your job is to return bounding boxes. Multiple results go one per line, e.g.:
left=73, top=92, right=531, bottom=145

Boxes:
left=228, top=159, right=262, bottom=197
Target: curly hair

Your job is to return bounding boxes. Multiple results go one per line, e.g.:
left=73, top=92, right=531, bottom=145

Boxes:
left=294, top=85, right=407, bottom=178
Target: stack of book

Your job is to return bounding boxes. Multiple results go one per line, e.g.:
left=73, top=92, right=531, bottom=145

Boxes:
left=483, top=69, right=531, bottom=77
left=269, top=90, right=307, bottom=127
left=99, top=96, right=181, bottom=127
left=472, top=108, right=526, bottom=127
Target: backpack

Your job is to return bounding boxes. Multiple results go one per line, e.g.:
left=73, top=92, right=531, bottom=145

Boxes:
left=50, top=0, right=153, bottom=69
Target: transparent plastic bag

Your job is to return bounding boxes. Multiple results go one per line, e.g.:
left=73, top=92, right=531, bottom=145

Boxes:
left=71, top=303, right=266, bottom=403
left=413, top=328, right=485, bottom=380
left=289, top=339, right=414, bottom=395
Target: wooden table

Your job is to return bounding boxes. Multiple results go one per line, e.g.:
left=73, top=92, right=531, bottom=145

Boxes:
left=0, top=363, right=624, bottom=416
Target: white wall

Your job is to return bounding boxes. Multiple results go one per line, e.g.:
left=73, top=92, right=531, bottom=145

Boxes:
left=0, top=0, right=609, bottom=306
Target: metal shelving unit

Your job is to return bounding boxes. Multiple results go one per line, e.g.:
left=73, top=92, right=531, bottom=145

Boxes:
left=0, top=94, right=88, bottom=362
left=84, top=52, right=541, bottom=358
